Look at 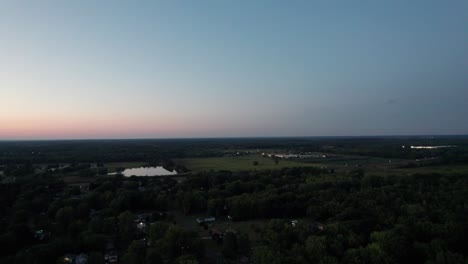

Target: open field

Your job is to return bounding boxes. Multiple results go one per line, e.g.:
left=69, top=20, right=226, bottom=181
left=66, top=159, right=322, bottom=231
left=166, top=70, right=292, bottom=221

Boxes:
left=175, top=156, right=320, bottom=172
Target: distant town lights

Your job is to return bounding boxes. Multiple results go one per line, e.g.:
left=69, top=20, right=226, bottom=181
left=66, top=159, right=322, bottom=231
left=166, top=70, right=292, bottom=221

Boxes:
left=410, top=145, right=455, bottom=149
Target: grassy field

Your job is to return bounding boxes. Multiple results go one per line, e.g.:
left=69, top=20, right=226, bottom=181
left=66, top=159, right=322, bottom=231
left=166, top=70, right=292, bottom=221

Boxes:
left=175, top=156, right=319, bottom=172
left=103, top=162, right=147, bottom=172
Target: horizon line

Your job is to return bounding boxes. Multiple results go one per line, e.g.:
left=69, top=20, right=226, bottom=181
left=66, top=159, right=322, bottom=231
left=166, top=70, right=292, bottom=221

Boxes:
left=1, top=134, right=467, bottom=142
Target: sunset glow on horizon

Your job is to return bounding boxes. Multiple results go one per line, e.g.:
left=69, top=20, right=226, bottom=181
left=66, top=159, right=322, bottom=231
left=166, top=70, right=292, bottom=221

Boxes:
left=1, top=1, right=467, bottom=139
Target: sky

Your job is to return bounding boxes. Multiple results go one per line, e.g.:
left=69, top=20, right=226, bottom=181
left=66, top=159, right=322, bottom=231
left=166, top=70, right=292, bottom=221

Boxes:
left=1, top=0, right=467, bottom=139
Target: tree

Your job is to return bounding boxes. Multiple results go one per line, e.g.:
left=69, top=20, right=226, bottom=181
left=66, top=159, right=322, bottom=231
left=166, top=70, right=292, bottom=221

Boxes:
left=149, top=222, right=170, bottom=243
left=222, top=232, right=237, bottom=259
left=369, top=229, right=410, bottom=263
left=88, top=252, right=104, bottom=264
left=305, top=235, right=327, bottom=262
left=145, top=248, right=163, bottom=264
left=237, top=233, right=252, bottom=256
left=118, top=211, right=136, bottom=246
left=80, top=232, right=108, bottom=252
left=122, top=240, right=146, bottom=264
left=158, top=226, right=204, bottom=260
left=207, top=198, right=225, bottom=217
left=55, top=206, right=75, bottom=232
left=273, top=157, right=280, bottom=165
left=174, top=255, right=199, bottom=264
left=428, top=250, right=466, bottom=264
left=343, top=245, right=392, bottom=264
left=254, top=247, right=282, bottom=264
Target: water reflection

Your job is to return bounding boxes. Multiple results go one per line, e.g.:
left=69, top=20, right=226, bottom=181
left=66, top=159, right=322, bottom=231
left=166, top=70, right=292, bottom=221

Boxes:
left=111, top=166, right=177, bottom=177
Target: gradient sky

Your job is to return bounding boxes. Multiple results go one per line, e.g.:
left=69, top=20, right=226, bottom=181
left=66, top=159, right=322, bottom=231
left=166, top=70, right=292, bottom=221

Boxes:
left=1, top=0, right=467, bottom=139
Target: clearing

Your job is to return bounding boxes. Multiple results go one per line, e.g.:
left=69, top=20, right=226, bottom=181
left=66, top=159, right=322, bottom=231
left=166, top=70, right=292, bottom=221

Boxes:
left=175, top=156, right=319, bottom=172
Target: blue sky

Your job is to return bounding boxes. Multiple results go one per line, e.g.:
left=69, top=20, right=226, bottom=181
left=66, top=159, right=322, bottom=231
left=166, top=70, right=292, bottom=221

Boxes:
left=1, top=0, right=467, bottom=139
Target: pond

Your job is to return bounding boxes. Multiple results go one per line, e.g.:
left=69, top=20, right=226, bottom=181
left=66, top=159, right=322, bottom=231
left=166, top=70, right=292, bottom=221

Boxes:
left=110, top=166, right=177, bottom=177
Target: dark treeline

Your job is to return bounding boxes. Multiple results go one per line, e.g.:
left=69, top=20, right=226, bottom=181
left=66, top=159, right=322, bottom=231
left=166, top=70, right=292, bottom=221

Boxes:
left=185, top=169, right=468, bottom=263
left=1, top=165, right=467, bottom=263
left=1, top=136, right=468, bottom=164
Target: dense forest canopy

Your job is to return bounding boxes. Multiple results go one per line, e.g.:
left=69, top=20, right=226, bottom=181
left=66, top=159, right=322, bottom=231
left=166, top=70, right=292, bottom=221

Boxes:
left=0, top=137, right=467, bottom=263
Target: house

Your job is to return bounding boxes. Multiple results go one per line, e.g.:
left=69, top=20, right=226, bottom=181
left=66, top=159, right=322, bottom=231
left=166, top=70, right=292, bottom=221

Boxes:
left=291, top=220, right=298, bottom=227
left=34, top=229, right=50, bottom=241
left=0, top=176, right=16, bottom=184
left=210, top=228, right=224, bottom=243
left=135, top=213, right=152, bottom=223
left=210, top=228, right=223, bottom=237
left=134, top=213, right=153, bottom=233
left=75, top=254, right=88, bottom=264
left=105, top=242, right=118, bottom=263
left=196, top=217, right=216, bottom=225
left=68, top=183, right=90, bottom=193
left=61, top=253, right=88, bottom=264
left=310, top=222, right=325, bottom=232
left=105, top=252, right=118, bottom=264
left=62, top=254, right=75, bottom=264
left=137, top=221, right=147, bottom=231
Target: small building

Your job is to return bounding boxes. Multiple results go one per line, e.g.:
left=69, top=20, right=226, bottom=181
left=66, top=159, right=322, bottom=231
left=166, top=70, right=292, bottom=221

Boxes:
left=105, top=251, right=118, bottom=264
left=135, top=213, right=152, bottom=223
left=291, top=220, right=298, bottom=227
left=0, top=176, right=16, bottom=184
left=63, top=254, right=75, bottom=264
left=104, top=241, right=118, bottom=264
left=34, top=230, right=50, bottom=241
left=210, top=228, right=223, bottom=237
left=196, top=217, right=216, bottom=225
left=137, top=221, right=147, bottom=231
left=68, top=183, right=90, bottom=193
left=310, top=222, right=325, bottom=232
left=75, top=254, right=88, bottom=264
left=61, top=253, right=88, bottom=264
left=210, top=228, right=224, bottom=244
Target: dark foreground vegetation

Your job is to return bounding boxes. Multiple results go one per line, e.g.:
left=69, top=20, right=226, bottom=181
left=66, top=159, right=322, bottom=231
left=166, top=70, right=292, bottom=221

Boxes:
left=0, top=137, right=467, bottom=263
